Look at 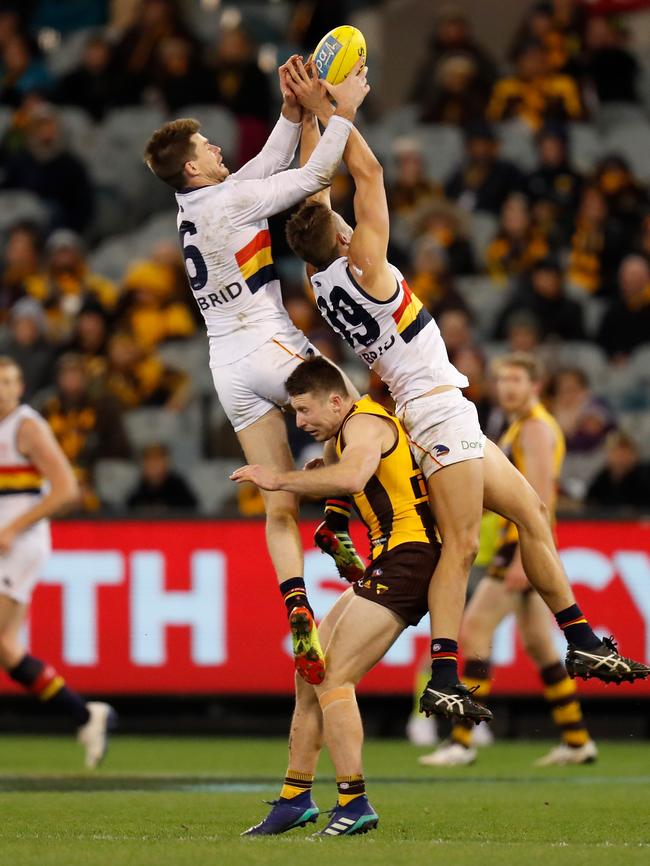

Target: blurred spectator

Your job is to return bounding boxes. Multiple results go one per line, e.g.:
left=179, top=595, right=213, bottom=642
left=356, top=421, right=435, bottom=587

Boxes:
left=487, top=40, right=583, bottom=131
left=548, top=367, right=616, bottom=453
left=510, top=2, right=577, bottom=77
left=505, top=312, right=543, bottom=354
left=61, top=301, right=110, bottom=382
left=418, top=54, right=490, bottom=126
left=416, top=200, right=475, bottom=275
left=40, top=353, right=131, bottom=469
left=0, top=104, right=94, bottom=233
left=0, top=297, right=54, bottom=400
left=594, top=155, right=648, bottom=236
left=24, top=229, right=117, bottom=344
left=411, top=6, right=497, bottom=117
left=596, top=255, right=650, bottom=360
left=386, top=138, right=441, bottom=226
left=0, top=221, right=43, bottom=317
left=103, top=332, right=189, bottom=411
left=582, top=16, right=639, bottom=106
left=112, top=0, right=195, bottom=99
left=453, top=344, right=494, bottom=429
left=567, top=185, right=627, bottom=296
left=438, top=308, right=474, bottom=360
left=494, top=258, right=585, bottom=342
left=634, top=212, right=650, bottom=261
left=586, top=431, right=650, bottom=510
left=525, top=125, right=582, bottom=237
left=53, top=33, right=117, bottom=121
left=150, top=36, right=205, bottom=113
left=445, top=122, right=523, bottom=215
left=409, top=236, right=470, bottom=318
left=207, top=25, right=272, bottom=165
left=127, top=443, right=197, bottom=513
left=117, top=253, right=196, bottom=351
left=286, top=293, right=318, bottom=336
left=486, top=192, right=550, bottom=285
left=0, top=32, right=51, bottom=107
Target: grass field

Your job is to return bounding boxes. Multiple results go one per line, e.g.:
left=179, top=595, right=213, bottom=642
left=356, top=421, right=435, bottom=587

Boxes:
left=1, top=736, right=649, bottom=866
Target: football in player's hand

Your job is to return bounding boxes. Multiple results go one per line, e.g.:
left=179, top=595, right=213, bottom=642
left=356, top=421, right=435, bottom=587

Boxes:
left=312, top=25, right=366, bottom=86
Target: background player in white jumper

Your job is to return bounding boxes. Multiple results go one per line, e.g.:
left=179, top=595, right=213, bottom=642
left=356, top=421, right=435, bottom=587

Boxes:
left=282, top=58, right=649, bottom=715
left=0, top=356, right=115, bottom=768
left=143, top=59, right=369, bottom=685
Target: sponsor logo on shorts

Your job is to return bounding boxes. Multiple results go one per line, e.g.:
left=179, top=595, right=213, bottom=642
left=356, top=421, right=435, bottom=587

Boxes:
left=461, top=439, right=483, bottom=450
left=433, top=444, right=450, bottom=457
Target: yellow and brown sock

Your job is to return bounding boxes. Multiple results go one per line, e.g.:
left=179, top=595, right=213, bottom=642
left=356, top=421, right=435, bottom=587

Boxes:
left=450, top=658, right=492, bottom=748
left=280, top=769, right=314, bottom=800
left=336, top=774, right=365, bottom=807
left=540, top=661, right=590, bottom=748
left=9, top=654, right=90, bottom=726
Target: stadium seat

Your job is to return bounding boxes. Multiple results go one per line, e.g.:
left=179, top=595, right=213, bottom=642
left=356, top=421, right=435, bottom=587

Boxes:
left=468, top=212, right=498, bottom=267
left=597, top=363, right=643, bottom=411
left=618, top=410, right=650, bottom=458
left=596, top=101, right=650, bottom=132
left=568, top=123, right=603, bottom=174
left=456, top=276, right=505, bottom=338
left=124, top=406, right=201, bottom=466
left=176, top=105, right=238, bottom=164
left=412, top=124, right=464, bottom=183
left=44, top=27, right=94, bottom=77
left=94, top=459, right=139, bottom=509
left=497, top=120, right=537, bottom=171
left=561, top=450, right=607, bottom=501
left=188, top=460, right=242, bottom=514
left=0, top=191, right=49, bottom=232
left=59, top=106, right=96, bottom=160
left=158, top=338, right=212, bottom=396
left=602, top=120, right=650, bottom=181
left=552, top=342, right=609, bottom=383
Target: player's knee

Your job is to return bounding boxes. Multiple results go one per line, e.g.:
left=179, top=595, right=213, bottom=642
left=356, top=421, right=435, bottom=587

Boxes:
left=265, top=499, right=299, bottom=532
left=443, top=525, right=480, bottom=569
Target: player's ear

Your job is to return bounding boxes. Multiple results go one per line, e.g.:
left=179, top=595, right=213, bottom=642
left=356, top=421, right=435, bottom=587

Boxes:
left=336, top=231, right=351, bottom=248
left=184, top=158, right=198, bottom=178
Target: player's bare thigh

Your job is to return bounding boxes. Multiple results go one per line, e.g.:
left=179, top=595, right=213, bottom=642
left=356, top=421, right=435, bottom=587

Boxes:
left=316, top=595, right=404, bottom=692
left=482, top=439, right=547, bottom=526
left=236, top=406, right=298, bottom=505
left=460, top=576, right=518, bottom=659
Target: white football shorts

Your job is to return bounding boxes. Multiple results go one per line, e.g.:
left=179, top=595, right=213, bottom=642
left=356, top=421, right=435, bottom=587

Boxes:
left=211, top=323, right=318, bottom=433
left=399, top=387, right=486, bottom=480
left=0, top=523, right=51, bottom=604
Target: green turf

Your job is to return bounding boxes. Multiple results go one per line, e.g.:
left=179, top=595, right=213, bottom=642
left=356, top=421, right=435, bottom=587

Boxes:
left=1, top=736, right=648, bottom=866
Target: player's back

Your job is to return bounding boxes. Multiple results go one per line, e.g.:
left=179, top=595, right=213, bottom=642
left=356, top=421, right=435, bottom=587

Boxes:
left=335, top=395, right=437, bottom=559
left=311, top=257, right=467, bottom=410
left=0, top=404, right=49, bottom=529
left=176, top=181, right=290, bottom=368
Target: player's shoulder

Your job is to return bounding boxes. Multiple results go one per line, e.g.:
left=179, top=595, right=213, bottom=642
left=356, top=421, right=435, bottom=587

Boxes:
left=519, top=413, right=556, bottom=448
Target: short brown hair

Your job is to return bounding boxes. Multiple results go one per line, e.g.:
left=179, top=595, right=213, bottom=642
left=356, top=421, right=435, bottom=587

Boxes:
left=143, top=118, right=200, bottom=190
left=285, top=356, right=349, bottom=398
left=493, top=352, right=544, bottom=382
left=285, top=202, right=339, bottom=270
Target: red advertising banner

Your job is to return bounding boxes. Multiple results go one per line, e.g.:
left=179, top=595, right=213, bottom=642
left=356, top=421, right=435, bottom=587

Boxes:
left=0, top=520, right=648, bottom=697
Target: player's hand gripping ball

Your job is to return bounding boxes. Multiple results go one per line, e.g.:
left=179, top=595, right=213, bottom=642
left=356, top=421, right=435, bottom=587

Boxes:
left=312, top=25, right=366, bottom=85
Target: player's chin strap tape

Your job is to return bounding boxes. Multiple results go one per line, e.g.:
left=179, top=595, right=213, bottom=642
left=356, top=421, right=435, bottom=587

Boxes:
left=318, top=685, right=356, bottom=710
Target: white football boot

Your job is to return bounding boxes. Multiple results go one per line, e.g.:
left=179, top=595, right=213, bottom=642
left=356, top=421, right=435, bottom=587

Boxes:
left=78, top=702, right=117, bottom=769
left=406, top=713, right=438, bottom=747
left=534, top=739, right=598, bottom=767
left=418, top=741, right=477, bottom=767
left=472, top=720, right=495, bottom=747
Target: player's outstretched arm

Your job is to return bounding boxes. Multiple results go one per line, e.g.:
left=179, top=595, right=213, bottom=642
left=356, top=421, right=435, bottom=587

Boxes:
left=0, top=418, right=79, bottom=553
left=230, top=414, right=383, bottom=497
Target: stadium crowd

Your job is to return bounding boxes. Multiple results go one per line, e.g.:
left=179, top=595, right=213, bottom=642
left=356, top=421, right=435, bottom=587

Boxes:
left=1, top=0, right=650, bottom=515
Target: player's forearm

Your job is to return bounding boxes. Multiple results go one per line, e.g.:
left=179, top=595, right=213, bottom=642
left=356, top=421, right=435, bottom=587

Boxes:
left=300, top=112, right=321, bottom=167
left=312, top=104, right=381, bottom=182
left=6, top=485, right=79, bottom=535
left=277, top=463, right=367, bottom=497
